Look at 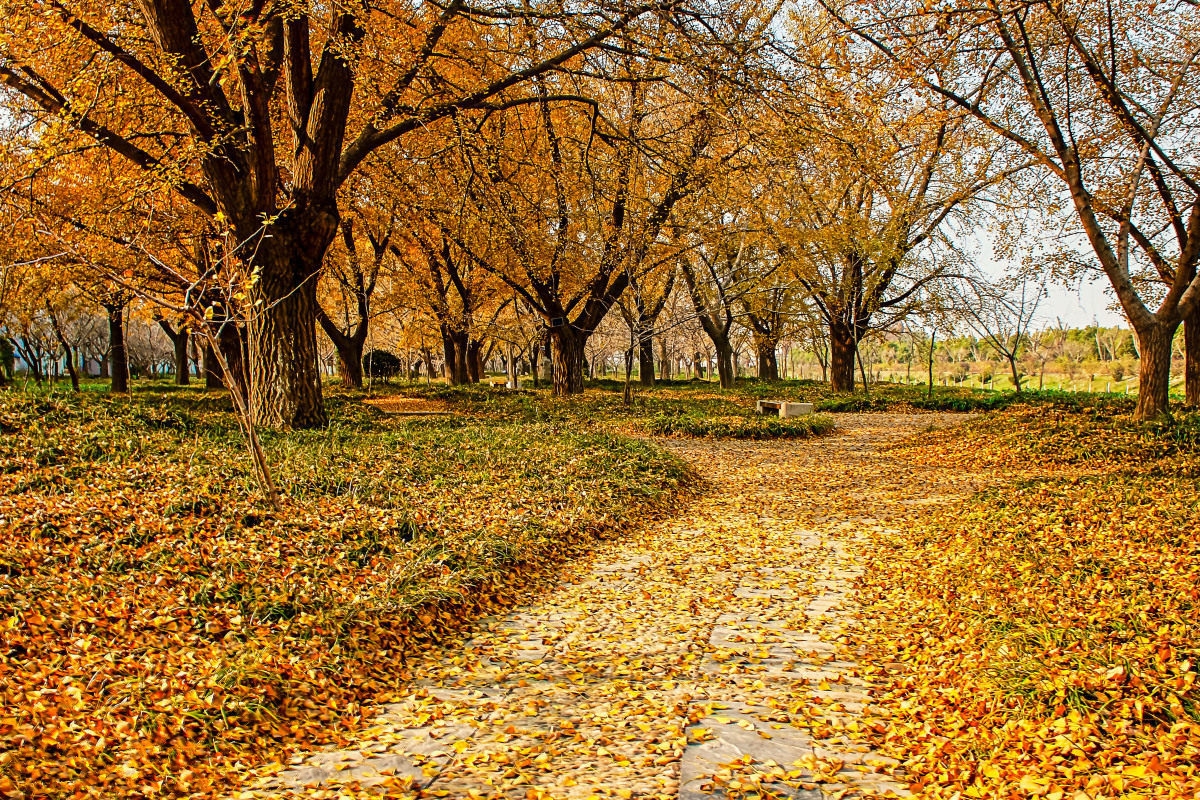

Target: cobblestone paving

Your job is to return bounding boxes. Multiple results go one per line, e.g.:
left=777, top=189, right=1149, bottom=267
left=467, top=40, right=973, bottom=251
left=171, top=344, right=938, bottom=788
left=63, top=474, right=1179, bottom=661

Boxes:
left=244, top=413, right=978, bottom=799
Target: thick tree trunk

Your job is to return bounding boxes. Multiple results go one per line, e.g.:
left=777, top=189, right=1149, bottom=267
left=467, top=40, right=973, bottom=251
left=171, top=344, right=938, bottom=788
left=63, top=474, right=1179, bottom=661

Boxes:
left=756, top=341, right=779, bottom=381
left=715, top=341, right=735, bottom=389
left=316, top=310, right=366, bottom=389
left=1133, top=321, right=1176, bottom=420
left=1185, top=307, right=1200, bottom=407
left=158, top=321, right=191, bottom=386
left=336, top=340, right=364, bottom=389
left=829, top=323, right=856, bottom=393
left=106, top=304, right=129, bottom=394
left=549, top=325, right=586, bottom=396
left=203, top=343, right=223, bottom=388
left=638, top=333, right=655, bottom=387
left=454, top=337, right=470, bottom=384
left=440, top=325, right=454, bottom=383
left=245, top=232, right=328, bottom=429
left=467, top=340, right=484, bottom=383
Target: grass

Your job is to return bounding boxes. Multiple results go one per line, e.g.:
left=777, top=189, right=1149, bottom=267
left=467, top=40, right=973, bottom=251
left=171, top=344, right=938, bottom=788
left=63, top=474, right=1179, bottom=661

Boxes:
left=373, top=374, right=1143, bottom=423
left=0, top=385, right=691, bottom=797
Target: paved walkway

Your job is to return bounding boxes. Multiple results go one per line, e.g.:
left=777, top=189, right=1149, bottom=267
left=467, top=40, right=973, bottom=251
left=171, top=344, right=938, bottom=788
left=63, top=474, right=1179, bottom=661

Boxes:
left=247, top=414, right=976, bottom=799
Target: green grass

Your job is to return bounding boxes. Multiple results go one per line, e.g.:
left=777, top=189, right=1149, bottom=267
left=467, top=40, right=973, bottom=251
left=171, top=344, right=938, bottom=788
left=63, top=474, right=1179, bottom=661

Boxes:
left=369, top=374, right=1144, bottom=425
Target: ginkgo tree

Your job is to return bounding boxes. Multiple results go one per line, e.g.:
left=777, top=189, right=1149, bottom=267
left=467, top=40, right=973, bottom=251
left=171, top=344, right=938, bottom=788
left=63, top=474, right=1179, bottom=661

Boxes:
left=0, top=0, right=713, bottom=425
left=760, top=15, right=1028, bottom=393
left=821, top=0, right=1200, bottom=417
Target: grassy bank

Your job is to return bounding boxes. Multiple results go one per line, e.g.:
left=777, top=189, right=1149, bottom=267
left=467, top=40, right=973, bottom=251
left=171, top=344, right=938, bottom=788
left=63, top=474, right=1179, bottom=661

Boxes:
left=381, top=376, right=1140, bottom=422
left=0, top=387, right=690, bottom=798
left=857, top=407, right=1200, bottom=798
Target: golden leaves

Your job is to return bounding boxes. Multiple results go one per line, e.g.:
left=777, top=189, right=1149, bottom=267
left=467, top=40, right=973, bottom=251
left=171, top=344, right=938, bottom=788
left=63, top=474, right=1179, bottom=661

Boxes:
left=855, top=405, right=1200, bottom=799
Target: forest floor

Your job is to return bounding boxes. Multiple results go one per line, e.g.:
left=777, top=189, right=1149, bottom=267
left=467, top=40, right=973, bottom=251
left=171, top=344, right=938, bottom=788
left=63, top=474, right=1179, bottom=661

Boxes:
left=5, top=383, right=1198, bottom=799
left=247, top=413, right=982, bottom=799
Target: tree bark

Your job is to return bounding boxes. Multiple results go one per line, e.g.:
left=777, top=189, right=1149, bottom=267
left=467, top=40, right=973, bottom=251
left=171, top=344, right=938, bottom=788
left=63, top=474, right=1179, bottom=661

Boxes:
left=203, top=343, right=223, bottom=388
left=246, top=236, right=327, bottom=428
left=530, top=337, right=541, bottom=388
left=441, top=324, right=457, bottom=384
left=549, top=325, right=586, bottom=395
left=316, top=309, right=365, bottom=389
left=158, top=320, right=191, bottom=386
left=1185, top=307, right=1200, bottom=407
left=106, top=303, right=129, bottom=394
left=756, top=341, right=779, bottom=381
left=638, top=333, right=655, bottom=387
left=1134, top=321, right=1176, bottom=420
left=829, top=323, right=857, bottom=393
left=1007, top=354, right=1023, bottom=394
left=467, top=339, right=484, bottom=383
left=453, top=336, right=470, bottom=384
left=715, top=341, right=735, bottom=389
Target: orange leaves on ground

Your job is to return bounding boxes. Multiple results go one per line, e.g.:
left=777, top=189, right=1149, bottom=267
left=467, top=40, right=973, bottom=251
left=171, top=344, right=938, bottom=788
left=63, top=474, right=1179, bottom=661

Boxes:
left=0, top=391, right=689, bottom=798
left=856, top=406, right=1200, bottom=799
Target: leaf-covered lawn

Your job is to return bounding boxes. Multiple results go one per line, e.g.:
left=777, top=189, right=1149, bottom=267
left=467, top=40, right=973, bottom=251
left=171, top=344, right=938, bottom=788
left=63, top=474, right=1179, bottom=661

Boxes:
left=0, top=388, right=690, bottom=798
left=388, top=377, right=1139, bottom=426
left=857, top=405, right=1200, bottom=798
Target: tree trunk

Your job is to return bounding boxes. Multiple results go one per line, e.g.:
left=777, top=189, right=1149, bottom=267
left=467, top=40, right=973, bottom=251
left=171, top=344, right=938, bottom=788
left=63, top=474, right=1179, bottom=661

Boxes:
left=46, top=306, right=79, bottom=392
left=1133, top=320, right=1176, bottom=420
left=829, top=323, right=856, bottom=393
left=440, top=324, right=457, bottom=383
left=1007, top=354, right=1023, bottom=393
left=467, top=340, right=484, bottom=383
left=549, top=325, right=586, bottom=396
left=107, top=304, right=129, bottom=394
left=1185, top=307, right=1200, bottom=407
left=756, top=341, right=779, bottom=381
left=203, top=343, right=223, bottom=388
left=337, top=340, right=365, bottom=389
left=540, top=336, right=553, bottom=385
left=638, top=333, right=655, bottom=387
left=530, top=339, right=541, bottom=388
left=158, top=321, right=191, bottom=386
left=317, top=310, right=366, bottom=389
left=245, top=235, right=328, bottom=429
left=715, top=341, right=735, bottom=389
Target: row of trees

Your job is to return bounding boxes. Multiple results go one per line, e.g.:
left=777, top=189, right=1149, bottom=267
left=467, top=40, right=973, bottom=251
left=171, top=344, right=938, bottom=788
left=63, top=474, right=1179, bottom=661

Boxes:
left=1, top=0, right=1197, bottom=422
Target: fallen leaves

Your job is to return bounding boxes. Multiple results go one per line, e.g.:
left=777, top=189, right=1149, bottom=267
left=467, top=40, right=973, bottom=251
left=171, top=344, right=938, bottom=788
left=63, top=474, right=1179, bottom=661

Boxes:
left=0, top=390, right=690, bottom=797
left=856, top=404, right=1200, bottom=799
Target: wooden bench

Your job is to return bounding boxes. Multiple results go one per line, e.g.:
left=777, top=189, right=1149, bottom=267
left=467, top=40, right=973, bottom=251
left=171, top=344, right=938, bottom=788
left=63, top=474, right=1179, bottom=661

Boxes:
left=756, top=399, right=814, bottom=418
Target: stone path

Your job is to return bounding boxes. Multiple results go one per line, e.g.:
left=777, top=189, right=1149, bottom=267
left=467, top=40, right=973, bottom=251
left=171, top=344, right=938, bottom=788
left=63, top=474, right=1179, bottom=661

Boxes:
left=245, top=413, right=978, bottom=799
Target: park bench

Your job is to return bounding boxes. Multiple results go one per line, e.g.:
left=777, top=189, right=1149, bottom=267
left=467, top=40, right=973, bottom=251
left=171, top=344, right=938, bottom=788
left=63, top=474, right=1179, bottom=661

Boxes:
left=756, top=399, right=814, bottom=418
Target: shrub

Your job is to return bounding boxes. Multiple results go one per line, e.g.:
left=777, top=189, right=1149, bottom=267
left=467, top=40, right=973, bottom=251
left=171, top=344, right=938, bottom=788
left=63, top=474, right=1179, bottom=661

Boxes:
left=362, top=349, right=403, bottom=379
left=645, top=411, right=836, bottom=439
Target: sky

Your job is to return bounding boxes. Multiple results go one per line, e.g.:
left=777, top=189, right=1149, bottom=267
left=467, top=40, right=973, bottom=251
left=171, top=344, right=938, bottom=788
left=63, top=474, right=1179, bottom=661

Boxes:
left=1041, top=278, right=1126, bottom=329
left=970, top=228, right=1129, bottom=330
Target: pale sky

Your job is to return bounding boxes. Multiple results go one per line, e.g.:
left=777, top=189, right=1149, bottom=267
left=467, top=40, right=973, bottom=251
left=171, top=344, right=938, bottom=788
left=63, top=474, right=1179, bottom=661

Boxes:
left=1041, top=278, right=1126, bottom=329
left=970, top=228, right=1129, bottom=330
